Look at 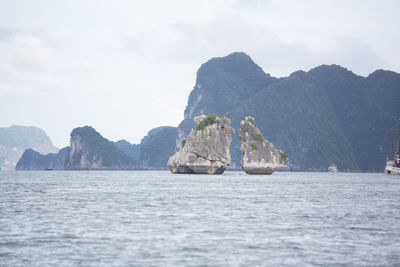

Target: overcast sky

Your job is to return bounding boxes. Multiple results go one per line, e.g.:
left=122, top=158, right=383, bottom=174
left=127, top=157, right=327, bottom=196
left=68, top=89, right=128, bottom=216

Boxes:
left=1, top=0, right=399, bottom=148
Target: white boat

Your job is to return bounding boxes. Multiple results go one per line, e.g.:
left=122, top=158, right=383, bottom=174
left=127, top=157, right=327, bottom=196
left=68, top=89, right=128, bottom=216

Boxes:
left=328, top=164, right=338, bottom=173
left=385, top=119, right=400, bottom=175
left=385, top=160, right=400, bottom=174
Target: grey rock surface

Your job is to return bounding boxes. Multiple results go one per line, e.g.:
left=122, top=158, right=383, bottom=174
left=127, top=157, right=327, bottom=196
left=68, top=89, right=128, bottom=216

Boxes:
left=168, top=115, right=235, bottom=174
left=239, top=116, right=287, bottom=174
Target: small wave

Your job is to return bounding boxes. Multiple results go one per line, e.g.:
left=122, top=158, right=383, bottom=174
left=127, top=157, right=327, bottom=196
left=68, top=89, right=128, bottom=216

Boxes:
left=347, top=226, right=385, bottom=231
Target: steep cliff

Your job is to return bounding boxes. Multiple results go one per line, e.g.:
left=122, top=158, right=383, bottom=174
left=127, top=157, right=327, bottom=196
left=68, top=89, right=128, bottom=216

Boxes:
left=238, top=117, right=287, bottom=174
left=65, top=126, right=136, bottom=170
left=177, top=52, right=277, bottom=169
left=309, top=66, right=400, bottom=171
left=168, top=114, right=234, bottom=174
left=175, top=52, right=400, bottom=172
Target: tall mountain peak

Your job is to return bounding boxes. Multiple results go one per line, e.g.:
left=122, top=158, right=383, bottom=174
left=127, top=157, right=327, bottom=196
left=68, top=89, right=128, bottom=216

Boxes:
left=184, top=52, right=276, bottom=120
left=176, top=53, right=400, bottom=172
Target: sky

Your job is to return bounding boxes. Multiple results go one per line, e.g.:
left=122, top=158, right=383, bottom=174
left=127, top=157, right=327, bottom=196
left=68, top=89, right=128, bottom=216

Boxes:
left=1, top=0, right=399, bottom=148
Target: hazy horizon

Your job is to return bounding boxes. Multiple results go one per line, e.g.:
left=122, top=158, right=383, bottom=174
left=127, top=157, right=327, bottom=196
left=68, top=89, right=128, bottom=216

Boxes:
left=1, top=0, right=399, bottom=148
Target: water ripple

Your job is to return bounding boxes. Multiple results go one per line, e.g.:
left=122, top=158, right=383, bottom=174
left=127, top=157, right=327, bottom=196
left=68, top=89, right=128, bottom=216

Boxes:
left=0, top=171, right=400, bottom=266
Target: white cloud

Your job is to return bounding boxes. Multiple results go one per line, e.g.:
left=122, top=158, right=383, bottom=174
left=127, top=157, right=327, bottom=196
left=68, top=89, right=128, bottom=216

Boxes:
left=0, top=82, right=17, bottom=95
left=75, top=58, right=90, bottom=70
left=0, top=26, right=13, bottom=41
left=320, top=37, right=387, bottom=75
left=0, top=0, right=399, bottom=147
left=12, top=33, right=53, bottom=71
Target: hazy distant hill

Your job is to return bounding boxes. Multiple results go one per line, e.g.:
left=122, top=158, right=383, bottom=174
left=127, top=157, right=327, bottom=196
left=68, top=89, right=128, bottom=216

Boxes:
left=114, top=126, right=178, bottom=169
left=0, top=125, right=58, bottom=170
left=13, top=52, right=400, bottom=172
left=309, top=66, right=400, bottom=171
left=138, top=126, right=178, bottom=169
left=114, top=140, right=140, bottom=160
left=174, top=52, right=400, bottom=172
left=16, top=147, right=69, bottom=171
left=16, top=125, right=178, bottom=171
left=113, top=126, right=178, bottom=169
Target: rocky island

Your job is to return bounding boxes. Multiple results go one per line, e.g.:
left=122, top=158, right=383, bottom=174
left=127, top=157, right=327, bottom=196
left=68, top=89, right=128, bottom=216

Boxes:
left=13, top=52, right=400, bottom=172
left=168, top=114, right=235, bottom=174
left=16, top=147, right=69, bottom=170
left=239, top=117, right=288, bottom=174
left=1, top=125, right=59, bottom=170
left=65, top=126, right=136, bottom=170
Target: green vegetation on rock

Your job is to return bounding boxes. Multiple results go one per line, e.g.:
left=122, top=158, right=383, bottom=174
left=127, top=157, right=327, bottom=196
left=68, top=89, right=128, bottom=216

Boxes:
left=251, top=144, right=258, bottom=150
left=280, top=152, right=288, bottom=159
left=254, top=133, right=264, bottom=142
left=247, top=117, right=256, bottom=127
left=181, top=139, right=186, bottom=148
left=196, top=114, right=221, bottom=131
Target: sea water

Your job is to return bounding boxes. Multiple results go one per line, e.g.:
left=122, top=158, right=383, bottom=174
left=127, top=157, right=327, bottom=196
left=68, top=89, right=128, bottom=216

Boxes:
left=0, top=171, right=399, bottom=266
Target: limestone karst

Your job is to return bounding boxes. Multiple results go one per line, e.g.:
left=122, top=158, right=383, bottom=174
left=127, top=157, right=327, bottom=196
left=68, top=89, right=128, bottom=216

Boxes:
left=238, top=116, right=287, bottom=174
left=65, top=126, right=136, bottom=170
left=168, top=114, right=235, bottom=174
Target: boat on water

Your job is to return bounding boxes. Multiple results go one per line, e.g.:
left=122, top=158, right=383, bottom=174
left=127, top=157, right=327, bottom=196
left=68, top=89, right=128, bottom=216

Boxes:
left=385, top=119, right=400, bottom=175
left=385, top=158, right=400, bottom=174
left=328, top=164, right=338, bottom=173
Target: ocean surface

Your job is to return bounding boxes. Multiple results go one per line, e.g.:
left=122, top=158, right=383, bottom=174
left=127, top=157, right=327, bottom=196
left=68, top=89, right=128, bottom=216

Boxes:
left=1, top=171, right=400, bottom=266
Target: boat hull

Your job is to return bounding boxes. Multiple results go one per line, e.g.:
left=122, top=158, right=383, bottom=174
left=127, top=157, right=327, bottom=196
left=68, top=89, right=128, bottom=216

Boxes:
left=385, top=165, right=400, bottom=174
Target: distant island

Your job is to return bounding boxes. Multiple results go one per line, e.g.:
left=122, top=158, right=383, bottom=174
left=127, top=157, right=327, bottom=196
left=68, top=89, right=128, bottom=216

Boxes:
left=0, top=126, right=58, bottom=170
left=12, top=52, right=400, bottom=172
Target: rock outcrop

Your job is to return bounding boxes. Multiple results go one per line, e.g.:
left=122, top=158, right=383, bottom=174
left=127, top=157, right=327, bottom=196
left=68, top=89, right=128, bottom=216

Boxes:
left=168, top=114, right=235, bottom=174
left=16, top=147, right=69, bottom=170
left=239, top=117, right=287, bottom=174
left=65, top=126, right=136, bottom=170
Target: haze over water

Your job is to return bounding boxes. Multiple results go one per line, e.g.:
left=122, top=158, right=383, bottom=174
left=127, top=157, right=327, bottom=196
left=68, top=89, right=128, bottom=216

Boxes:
left=1, top=171, right=400, bottom=266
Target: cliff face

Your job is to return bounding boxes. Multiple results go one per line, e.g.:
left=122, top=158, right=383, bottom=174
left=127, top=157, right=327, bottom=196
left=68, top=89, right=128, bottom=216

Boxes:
left=16, top=147, right=69, bottom=170
left=238, top=117, right=287, bottom=174
left=168, top=114, right=234, bottom=174
left=308, top=66, right=400, bottom=171
left=11, top=52, right=400, bottom=172
left=175, top=52, right=400, bottom=172
left=176, top=52, right=277, bottom=169
left=65, top=126, right=136, bottom=170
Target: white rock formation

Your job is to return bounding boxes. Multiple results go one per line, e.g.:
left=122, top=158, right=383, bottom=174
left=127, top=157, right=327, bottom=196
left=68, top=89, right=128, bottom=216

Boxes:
left=168, top=114, right=235, bottom=174
left=238, top=116, right=287, bottom=174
